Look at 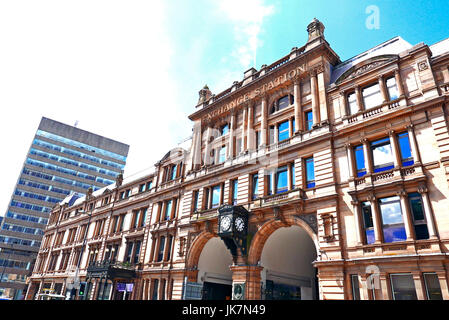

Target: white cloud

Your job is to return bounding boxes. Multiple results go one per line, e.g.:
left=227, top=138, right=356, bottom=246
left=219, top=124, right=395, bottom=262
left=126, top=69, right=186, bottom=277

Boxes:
left=216, top=0, right=275, bottom=69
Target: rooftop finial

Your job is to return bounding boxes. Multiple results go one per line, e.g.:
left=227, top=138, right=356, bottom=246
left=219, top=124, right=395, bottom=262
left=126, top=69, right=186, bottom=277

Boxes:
left=307, top=17, right=325, bottom=42
left=197, top=84, right=212, bottom=105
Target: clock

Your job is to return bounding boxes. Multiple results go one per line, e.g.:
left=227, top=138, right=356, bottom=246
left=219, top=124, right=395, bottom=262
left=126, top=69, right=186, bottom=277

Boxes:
left=220, top=215, right=232, bottom=233
left=234, top=217, right=245, bottom=232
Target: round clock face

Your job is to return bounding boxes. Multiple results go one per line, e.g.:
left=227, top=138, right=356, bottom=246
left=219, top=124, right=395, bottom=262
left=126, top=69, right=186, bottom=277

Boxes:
left=220, top=216, right=232, bottom=232
left=235, top=217, right=245, bottom=232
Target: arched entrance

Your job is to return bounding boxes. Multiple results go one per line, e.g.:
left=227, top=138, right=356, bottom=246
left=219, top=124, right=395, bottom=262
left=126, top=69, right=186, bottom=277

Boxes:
left=188, top=235, right=233, bottom=300
left=248, top=218, right=319, bottom=300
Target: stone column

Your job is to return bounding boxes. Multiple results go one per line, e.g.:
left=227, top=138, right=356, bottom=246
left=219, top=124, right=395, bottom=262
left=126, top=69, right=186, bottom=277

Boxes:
left=412, top=272, right=426, bottom=300
left=407, top=124, right=422, bottom=164
left=317, top=67, right=328, bottom=123
left=261, top=95, right=268, bottom=146
left=355, top=86, right=363, bottom=112
left=273, top=124, right=279, bottom=145
left=287, top=164, right=293, bottom=190
left=229, top=265, right=263, bottom=300
left=389, top=130, right=402, bottom=169
left=247, top=104, right=255, bottom=151
left=378, top=76, right=388, bottom=103
left=418, top=184, right=438, bottom=239
left=229, top=112, right=236, bottom=160
left=394, top=69, right=405, bottom=97
left=241, top=107, right=247, bottom=153
left=310, top=70, right=320, bottom=126
left=204, top=126, right=212, bottom=166
left=361, top=138, right=373, bottom=175
left=340, top=91, right=348, bottom=117
left=293, top=78, right=302, bottom=132
left=367, top=193, right=382, bottom=243
left=346, top=143, right=355, bottom=179
left=379, top=273, right=390, bottom=300
left=436, top=271, right=449, bottom=300
left=397, top=190, right=414, bottom=241
left=351, top=199, right=363, bottom=245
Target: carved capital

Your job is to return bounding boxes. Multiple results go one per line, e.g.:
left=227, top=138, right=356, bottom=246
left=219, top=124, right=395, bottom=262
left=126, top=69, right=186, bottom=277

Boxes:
left=395, top=189, right=407, bottom=197
left=366, top=193, right=376, bottom=202
left=417, top=183, right=428, bottom=194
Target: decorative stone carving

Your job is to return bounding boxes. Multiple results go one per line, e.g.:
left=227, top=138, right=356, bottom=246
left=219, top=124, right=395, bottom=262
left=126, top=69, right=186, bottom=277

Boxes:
left=418, top=61, right=428, bottom=71
left=296, top=214, right=318, bottom=234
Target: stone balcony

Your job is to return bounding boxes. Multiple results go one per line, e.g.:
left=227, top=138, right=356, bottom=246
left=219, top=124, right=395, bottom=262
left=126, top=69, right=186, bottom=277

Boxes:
left=349, top=163, right=426, bottom=192
left=251, top=188, right=304, bottom=211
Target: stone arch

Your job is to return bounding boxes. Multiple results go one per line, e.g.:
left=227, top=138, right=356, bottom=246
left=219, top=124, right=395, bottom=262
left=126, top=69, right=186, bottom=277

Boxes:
left=267, top=86, right=293, bottom=111
left=186, top=231, right=216, bottom=270
left=248, top=216, right=319, bottom=265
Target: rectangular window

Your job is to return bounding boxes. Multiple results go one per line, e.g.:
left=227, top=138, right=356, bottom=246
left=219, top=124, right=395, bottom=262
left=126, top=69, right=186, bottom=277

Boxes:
left=164, top=200, right=172, bottom=220
left=170, top=165, right=177, bottom=180
left=256, top=130, right=261, bottom=149
left=408, top=193, right=429, bottom=240
left=354, top=145, right=366, bottom=177
left=305, top=157, right=315, bottom=188
left=291, top=163, right=295, bottom=189
left=125, top=242, right=134, bottom=263
left=203, top=188, right=209, bottom=210
left=386, top=76, right=399, bottom=100
left=141, top=208, right=148, bottom=227
left=269, top=125, right=275, bottom=145
left=211, top=185, right=221, bottom=208
left=305, top=111, right=313, bottom=131
left=347, top=92, right=358, bottom=115
left=221, top=124, right=229, bottom=136
left=275, top=166, right=288, bottom=194
left=132, top=210, right=141, bottom=229
left=192, top=190, right=199, bottom=212
left=157, top=237, right=165, bottom=262
left=139, top=184, right=145, bottom=193
left=423, top=273, right=443, bottom=300
left=278, top=121, right=290, bottom=142
left=362, top=83, right=382, bottom=109
left=152, top=279, right=159, bottom=300
left=146, top=181, right=152, bottom=191
left=231, top=179, right=238, bottom=205
left=166, top=236, right=173, bottom=261
left=398, top=132, right=414, bottom=166
left=219, top=146, right=226, bottom=163
left=351, top=275, right=361, bottom=300
left=371, top=137, right=394, bottom=172
left=251, top=174, right=259, bottom=200
left=390, top=274, right=417, bottom=300
left=379, top=196, right=406, bottom=243
left=133, top=240, right=141, bottom=264
left=361, top=202, right=375, bottom=244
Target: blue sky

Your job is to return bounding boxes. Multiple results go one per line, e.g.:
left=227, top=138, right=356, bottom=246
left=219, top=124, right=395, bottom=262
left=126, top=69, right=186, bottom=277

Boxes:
left=0, top=0, right=448, bottom=214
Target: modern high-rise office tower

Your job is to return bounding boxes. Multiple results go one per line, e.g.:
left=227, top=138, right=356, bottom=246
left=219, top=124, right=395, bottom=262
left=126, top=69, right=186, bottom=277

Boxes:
left=0, top=117, right=129, bottom=299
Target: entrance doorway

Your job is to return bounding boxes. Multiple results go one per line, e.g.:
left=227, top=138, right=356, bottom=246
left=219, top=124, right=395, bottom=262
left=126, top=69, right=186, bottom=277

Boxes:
left=197, top=237, right=233, bottom=300
left=260, top=225, right=318, bottom=300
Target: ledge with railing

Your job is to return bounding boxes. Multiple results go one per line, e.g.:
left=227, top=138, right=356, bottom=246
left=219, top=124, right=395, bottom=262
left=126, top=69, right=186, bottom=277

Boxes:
left=343, top=97, right=405, bottom=126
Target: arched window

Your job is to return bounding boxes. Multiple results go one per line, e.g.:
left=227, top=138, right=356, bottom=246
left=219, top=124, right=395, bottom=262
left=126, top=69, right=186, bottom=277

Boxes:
left=269, top=94, right=294, bottom=114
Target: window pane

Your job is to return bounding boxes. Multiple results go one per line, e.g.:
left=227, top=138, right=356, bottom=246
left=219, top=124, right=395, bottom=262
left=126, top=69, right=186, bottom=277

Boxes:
left=212, top=185, right=221, bottom=208
left=165, top=200, right=172, bottom=220
left=362, top=83, right=382, bottom=109
left=354, top=145, right=366, bottom=177
left=362, top=202, right=375, bottom=244
left=278, top=121, right=289, bottom=142
left=347, top=92, right=358, bottom=115
left=398, top=132, right=413, bottom=166
left=424, top=273, right=443, bottom=300
left=386, top=77, right=399, bottom=100
left=351, top=275, right=361, bottom=300
left=379, top=196, right=406, bottom=243
left=390, top=274, right=417, bottom=300
left=221, top=124, right=229, bottom=135
left=305, top=111, right=313, bottom=131
left=371, top=138, right=394, bottom=172
left=252, top=175, right=258, bottom=199
left=291, top=163, right=295, bottom=189
left=276, top=166, right=288, bottom=194
left=232, top=180, right=238, bottom=204
left=305, top=158, right=315, bottom=188
left=219, top=146, right=226, bottom=163
left=278, top=95, right=289, bottom=111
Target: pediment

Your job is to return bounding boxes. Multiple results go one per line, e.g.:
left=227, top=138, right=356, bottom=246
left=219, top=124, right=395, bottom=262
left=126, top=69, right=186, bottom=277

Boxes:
left=335, top=54, right=398, bottom=84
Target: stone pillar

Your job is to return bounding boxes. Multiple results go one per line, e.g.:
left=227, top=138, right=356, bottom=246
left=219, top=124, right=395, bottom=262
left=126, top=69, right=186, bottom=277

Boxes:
left=361, top=138, right=373, bottom=174
left=346, top=143, right=355, bottom=179
left=293, top=78, right=302, bottom=132
left=397, top=190, right=414, bottom=241
left=317, top=67, right=328, bottom=123
left=378, top=76, right=388, bottom=103
left=340, top=91, right=348, bottom=117
left=418, top=184, right=438, bottom=239
left=389, top=130, right=401, bottom=169
left=273, top=124, right=279, bottom=144
left=394, top=69, right=405, bottom=97
left=204, top=126, right=212, bottom=166
left=412, top=272, right=425, bottom=300
left=355, top=86, right=363, bottom=112
left=230, top=265, right=263, bottom=300
left=351, top=199, right=363, bottom=245
left=229, top=113, right=236, bottom=160
left=287, top=164, right=293, bottom=190
left=310, top=70, right=320, bottom=126
left=407, top=124, right=422, bottom=164
left=379, top=273, right=390, bottom=300
left=241, top=107, right=247, bottom=153
left=261, top=95, right=268, bottom=146
left=436, top=271, right=449, bottom=300
left=247, top=104, right=255, bottom=151
left=367, top=193, right=382, bottom=243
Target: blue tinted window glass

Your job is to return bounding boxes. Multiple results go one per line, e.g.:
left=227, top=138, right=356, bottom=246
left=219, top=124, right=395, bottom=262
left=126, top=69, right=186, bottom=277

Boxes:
left=398, top=132, right=413, bottom=165
left=306, top=111, right=313, bottom=131
left=221, top=124, right=229, bottom=136
left=252, top=175, right=259, bottom=199
left=278, top=121, right=289, bottom=142
left=305, top=158, right=315, bottom=184
left=232, top=180, right=238, bottom=204
left=276, top=166, right=288, bottom=194
left=379, top=196, right=406, bottom=243
left=212, top=185, right=221, bottom=208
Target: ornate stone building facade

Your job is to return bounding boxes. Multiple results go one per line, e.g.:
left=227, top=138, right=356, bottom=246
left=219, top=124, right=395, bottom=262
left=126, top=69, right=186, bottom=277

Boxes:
left=26, top=19, right=449, bottom=300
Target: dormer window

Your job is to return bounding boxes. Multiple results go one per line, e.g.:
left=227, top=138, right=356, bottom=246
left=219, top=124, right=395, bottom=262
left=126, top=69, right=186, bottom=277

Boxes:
left=270, top=95, right=293, bottom=114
